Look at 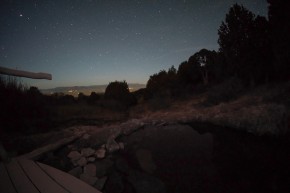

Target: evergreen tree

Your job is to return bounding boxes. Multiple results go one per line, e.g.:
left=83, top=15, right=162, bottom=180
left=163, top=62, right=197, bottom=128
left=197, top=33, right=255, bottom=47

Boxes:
left=218, top=4, right=272, bottom=85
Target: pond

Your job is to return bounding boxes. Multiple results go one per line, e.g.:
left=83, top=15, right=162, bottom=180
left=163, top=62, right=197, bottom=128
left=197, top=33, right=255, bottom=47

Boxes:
left=118, top=123, right=290, bottom=193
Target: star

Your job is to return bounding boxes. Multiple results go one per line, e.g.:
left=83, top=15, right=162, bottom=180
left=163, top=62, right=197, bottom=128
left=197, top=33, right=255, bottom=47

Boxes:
left=0, top=0, right=268, bottom=89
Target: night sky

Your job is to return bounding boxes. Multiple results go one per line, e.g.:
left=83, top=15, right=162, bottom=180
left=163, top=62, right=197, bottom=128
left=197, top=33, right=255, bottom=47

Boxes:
left=0, top=0, right=268, bottom=89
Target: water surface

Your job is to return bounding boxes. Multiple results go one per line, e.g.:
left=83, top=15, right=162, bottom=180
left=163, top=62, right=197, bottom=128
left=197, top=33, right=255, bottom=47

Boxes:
left=120, top=124, right=290, bottom=193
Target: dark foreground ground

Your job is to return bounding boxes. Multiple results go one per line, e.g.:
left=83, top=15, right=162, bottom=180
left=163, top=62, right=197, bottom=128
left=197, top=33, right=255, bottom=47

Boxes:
left=2, top=82, right=290, bottom=193
left=37, top=123, right=290, bottom=193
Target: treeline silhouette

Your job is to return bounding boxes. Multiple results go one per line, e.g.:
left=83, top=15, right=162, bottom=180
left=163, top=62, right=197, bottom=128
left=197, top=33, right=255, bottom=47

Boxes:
left=0, top=77, right=53, bottom=134
left=0, top=78, right=137, bottom=134
left=145, top=3, right=289, bottom=101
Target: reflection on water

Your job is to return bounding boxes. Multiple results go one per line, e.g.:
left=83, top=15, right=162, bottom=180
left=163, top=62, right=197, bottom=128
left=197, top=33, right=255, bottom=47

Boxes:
left=121, top=124, right=290, bottom=193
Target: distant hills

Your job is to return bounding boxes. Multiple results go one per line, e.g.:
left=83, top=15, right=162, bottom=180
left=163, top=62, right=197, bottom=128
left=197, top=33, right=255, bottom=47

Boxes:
left=41, top=83, right=145, bottom=97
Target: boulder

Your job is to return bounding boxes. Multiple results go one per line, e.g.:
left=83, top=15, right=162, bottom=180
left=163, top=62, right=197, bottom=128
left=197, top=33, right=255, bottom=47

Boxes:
left=104, top=172, right=124, bottom=193
left=80, top=173, right=98, bottom=186
left=135, top=149, right=157, bottom=174
left=122, top=119, right=145, bottom=135
left=67, top=151, right=82, bottom=161
left=118, top=142, right=125, bottom=150
left=95, top=147, right=106, bottom=159
left=115, top=158, right=130, bottom=174
left=82, top=133, right=91, bottom=139
left=67, top=144, right=74, bottom=150
left=108, top=127, right=122, bottom=141
left=77, top=157, right=87, bottom=167
left=68, top=166, right=82, bottom=178
left=87, top=157, right=96, bottom=162
left=94, top=176, right=108, bottom=191
left=106, top=139, right=120, bottom=153
left=127, top=171, right=166, bottom=193
left=83, top=163, right=97, bottom=177
left=94, top=158, right=114, bottom=177
left=81, top=148, right=95, bottom=157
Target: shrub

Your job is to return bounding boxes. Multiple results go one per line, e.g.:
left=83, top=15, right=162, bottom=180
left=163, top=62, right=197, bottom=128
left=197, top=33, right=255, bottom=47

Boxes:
left=0, top=76, right=52, bottom=134
left=87, top=92, right=100, bottom=105
left=148, top=94, right=171, bottom=111
left=104, top=81, right=136, bottom=108
left=78, top=92, right=88, bottom=103
left=205, top=77, right=245, bottom=106
left=60, top=95, right=76, bottom=105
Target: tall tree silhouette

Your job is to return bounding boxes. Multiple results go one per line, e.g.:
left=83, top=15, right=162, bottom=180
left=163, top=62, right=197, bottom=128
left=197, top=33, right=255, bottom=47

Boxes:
left=218, top=4, right=255, bottom=78
left=177, top=59, right=201, bottom=86
left=147, top=66, right=178, bottom=97
left=251, top=16, right=273, bottom=83
left=147, top=70, right=169, bottom=93
left=218, top=4, right=272, bottom=85
left=192, top=49, right=218, bottom=85
left=267, top=0, right=290, bottom=80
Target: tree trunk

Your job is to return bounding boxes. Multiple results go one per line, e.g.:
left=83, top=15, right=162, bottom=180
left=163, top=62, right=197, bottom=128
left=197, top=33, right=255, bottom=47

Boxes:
left=201, top=69, right=208, bottom=86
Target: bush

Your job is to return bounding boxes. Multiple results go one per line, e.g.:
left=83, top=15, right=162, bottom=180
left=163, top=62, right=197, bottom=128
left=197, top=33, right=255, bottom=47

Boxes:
left=205, top=77, right=245, bottom=106
left=60, top=95, right=76, bottom=105
left=148, top=95, right=171, bottom=111
left=78, top=92, right=88, bottom=103
left=0, top=76, right=52, bottom=134
left=87, top=92, right=100, bottom=105
left=132, top=88, right=148, bottom=102
left=104, top=81, right=136, bottom=108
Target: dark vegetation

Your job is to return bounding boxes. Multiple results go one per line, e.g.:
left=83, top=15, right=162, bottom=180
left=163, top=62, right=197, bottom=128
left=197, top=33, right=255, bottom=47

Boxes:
left=0, top=78, right=135, bottom=135
left=0, top=2, right=289, bottom=135
left=0, top=77, right=53, bottom=134
left=146, top=2, right=289, bottom=104
left=104, top=81, right=137, bottom=110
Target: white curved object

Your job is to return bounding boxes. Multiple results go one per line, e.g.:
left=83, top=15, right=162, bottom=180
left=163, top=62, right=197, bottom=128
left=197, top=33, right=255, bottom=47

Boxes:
left=0, top=66, right=52, bottom=80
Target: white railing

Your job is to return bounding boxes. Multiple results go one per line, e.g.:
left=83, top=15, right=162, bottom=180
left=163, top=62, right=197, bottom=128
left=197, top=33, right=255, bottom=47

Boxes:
left=0, top=66, right=52, bottom=80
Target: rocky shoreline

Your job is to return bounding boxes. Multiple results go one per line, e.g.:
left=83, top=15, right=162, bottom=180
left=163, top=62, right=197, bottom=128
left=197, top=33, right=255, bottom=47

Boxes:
left=38, top=122, right=167, bottom=193
left=25, top=109, right=289, bottom=193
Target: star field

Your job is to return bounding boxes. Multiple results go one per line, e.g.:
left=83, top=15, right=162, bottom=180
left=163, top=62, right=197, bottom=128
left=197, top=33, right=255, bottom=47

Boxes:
left=0, top=0, right=268, bottom=89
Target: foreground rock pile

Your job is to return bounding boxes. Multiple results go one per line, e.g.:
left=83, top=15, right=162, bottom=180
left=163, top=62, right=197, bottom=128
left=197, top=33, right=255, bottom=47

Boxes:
left=61, top=120, right=166, bottom=193
left=66, top=136, right=124, bottom=191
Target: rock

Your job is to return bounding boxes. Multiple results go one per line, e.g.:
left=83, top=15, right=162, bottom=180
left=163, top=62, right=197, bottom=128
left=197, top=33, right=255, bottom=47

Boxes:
left=118, top=142, right=125, bottom=150
left=68, top=166, right=82, bottom=178
left=71, top=160, right=78, bottom=166
left=83, top=163, right=97, bottom=177
left=104, top=172, right=124, bottom=193
left=45, top=152, right=56, bottom=159
left=67, top=151, right=82, bottom=161
left=77, top=157, right=87, bottom=167
left=94, top=158, right=114, bottom=177
left=127, top=171, right=166, bottom=193
left=122, top=119, right=145, bottom=135
left=94, top=176, right=107, bottom=191
left=67, top=144, right=74, bottom=149
left=135, top=149, right=157, bottom=174
left=87, top=157, right=96, bottom=162
left=81, top=147, right=95, bottom=157
left=108, top=128, right=122, bottom=141
left=115, top=158, right=130, bottom=174
left=95, top=147, right=106, bottom=159
left=82, top=133, right=91, bottom=139
left=80, top=173, right=98, bottom=186
left=106, top=139, right=120, bottom=153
